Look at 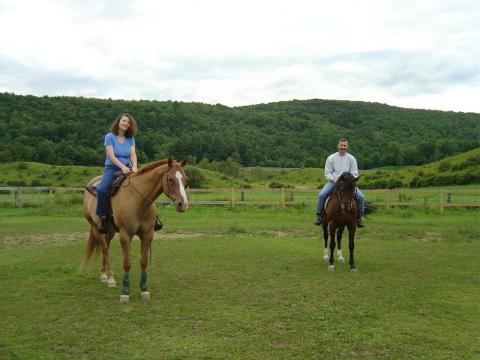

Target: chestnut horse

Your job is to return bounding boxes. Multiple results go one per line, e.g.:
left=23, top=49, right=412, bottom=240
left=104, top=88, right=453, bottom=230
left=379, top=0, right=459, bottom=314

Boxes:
left=82, top=158, right=188, bottom=303
left=321, top=172, right=359, bottom=272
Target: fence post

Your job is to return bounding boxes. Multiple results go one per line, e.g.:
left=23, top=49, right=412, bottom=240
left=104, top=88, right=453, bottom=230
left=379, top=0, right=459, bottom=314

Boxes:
left=231, top=188, right=235, bottom=208
left=384, top=189, right=389, bottom=209
left=290, top=192, right=294, bottom=202
left=439, top=190, right=444, bottom=213
left=447, top=192, right=451, bottom=203
left=240, top=191, right=245, bottom=201
left=281, top=187, right=285, bottom=207
left=15, top=187, right=23, bottom=208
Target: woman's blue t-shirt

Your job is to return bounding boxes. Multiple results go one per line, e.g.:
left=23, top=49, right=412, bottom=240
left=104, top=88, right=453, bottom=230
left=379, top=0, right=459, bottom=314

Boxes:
left=104, top=132, right=135, bottom=166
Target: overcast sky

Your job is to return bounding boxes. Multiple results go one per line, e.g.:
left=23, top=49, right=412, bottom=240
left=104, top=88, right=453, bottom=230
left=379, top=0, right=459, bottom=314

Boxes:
left=0, top=0, right=479, bottom=112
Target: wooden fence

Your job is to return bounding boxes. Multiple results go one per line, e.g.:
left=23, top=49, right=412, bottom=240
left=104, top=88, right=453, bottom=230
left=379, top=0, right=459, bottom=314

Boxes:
left=1, top=186, right=479, bottom=212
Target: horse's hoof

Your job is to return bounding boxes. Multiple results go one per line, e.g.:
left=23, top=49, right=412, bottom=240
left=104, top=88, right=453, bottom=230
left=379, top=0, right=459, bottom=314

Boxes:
left=141, top=291, right=151, bottom=300
left=323, top=255, right=329, bottom=262
left=120, top=295, right=130, bottom=303
left=350, top=268, right=357, bottom=273
left=328, top=265, right=335, bottom=271
left=108, top=279, right=116, bottom=288
left=100, top=273, right=108, bottom=283
left=338, top=256, right=345, bottom=263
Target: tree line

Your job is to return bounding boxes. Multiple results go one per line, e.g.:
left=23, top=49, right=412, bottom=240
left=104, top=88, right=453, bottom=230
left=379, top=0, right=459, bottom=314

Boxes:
left=0, top=93, right=479, bottom=169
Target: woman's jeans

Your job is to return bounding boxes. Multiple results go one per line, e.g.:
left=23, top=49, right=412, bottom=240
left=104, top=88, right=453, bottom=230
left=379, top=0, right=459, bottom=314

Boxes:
left=95, top=165, right=121, bottom=216
left=316, top=181, right=365, bottom=217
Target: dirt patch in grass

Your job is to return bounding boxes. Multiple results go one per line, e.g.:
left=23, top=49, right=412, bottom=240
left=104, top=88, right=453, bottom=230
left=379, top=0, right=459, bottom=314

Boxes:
left=0, top=229, right=318, bottom=247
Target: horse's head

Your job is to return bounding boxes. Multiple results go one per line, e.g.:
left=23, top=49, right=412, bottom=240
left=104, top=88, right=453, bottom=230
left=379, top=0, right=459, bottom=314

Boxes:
left=163, top=158, right=189, bottom=212
left=337, top=172, right=359, bottom=197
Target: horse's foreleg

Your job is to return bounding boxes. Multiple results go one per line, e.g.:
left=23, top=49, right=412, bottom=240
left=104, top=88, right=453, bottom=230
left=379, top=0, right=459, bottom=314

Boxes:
left=337, top=225, right=345, bottom=263
left=347, top=225, right=357, bottom=272
left=322, top=223, right=329, bottom=261
left=119, top=229, right=132, bottom=303
left=328, top=224, right=336, bottom=271
left=139, top=232, right=153, bottom=300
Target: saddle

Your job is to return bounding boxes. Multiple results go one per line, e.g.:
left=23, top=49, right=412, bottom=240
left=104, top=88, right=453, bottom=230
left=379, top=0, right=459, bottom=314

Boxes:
left=86, top=172, right=128, bottom=197
left=86, top=172, right=128, bottom=232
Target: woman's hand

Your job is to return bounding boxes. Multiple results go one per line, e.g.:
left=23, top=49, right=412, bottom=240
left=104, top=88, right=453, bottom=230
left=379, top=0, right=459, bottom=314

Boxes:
left=121, top=165, right=131, bottom=174
left=131, top=165, right=138, bottom=173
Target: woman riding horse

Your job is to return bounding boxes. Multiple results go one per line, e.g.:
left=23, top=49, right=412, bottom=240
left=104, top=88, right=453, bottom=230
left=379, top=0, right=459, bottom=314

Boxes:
left=95, top=113, right=161, bottom=233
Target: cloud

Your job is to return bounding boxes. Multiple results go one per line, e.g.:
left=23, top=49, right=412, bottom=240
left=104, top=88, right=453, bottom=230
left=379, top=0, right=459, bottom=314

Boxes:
left=0, top=0, right=478, bottom=112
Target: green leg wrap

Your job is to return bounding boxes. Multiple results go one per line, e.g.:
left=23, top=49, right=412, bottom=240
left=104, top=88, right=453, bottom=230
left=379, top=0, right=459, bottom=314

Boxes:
left=140, top=271, right=148, bottom=292
left=121, top=274, right=130, bottom=295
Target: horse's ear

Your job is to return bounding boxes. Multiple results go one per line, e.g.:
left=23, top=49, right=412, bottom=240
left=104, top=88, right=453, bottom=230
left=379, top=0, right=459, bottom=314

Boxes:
left=180, top=158, right=188, bottom=167
left=354, top=175, right=361, bottom=183
left=168, top=157, right=173, bottom=168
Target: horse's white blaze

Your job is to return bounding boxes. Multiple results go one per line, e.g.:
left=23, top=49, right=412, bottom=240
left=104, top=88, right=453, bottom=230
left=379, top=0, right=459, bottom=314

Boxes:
left=175, top=171, right=188, bottom=205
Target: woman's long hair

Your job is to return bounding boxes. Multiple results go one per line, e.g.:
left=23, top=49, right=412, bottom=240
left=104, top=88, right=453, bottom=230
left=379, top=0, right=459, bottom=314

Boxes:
left=110, top=113, right=137, bottom=138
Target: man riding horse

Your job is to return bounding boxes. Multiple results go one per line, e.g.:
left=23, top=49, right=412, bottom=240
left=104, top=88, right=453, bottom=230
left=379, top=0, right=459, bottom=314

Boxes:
left=314, top=138, right=365, bottom=228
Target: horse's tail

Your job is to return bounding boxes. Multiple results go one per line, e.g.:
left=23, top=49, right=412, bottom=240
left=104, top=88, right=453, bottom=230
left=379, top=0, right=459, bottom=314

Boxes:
left=80, top=227, right=102, bottom=271
left=364, top=200, right=377, bottom=214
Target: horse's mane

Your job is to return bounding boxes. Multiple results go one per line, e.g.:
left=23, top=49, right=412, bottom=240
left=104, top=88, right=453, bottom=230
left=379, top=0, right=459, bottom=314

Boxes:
left=136, top=159, right=170, bottom=175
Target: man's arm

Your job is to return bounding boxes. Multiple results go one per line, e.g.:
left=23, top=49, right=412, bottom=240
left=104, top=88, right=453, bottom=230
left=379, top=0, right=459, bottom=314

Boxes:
left=350, top=156, right=359, bottom=178
left=324, top=156, right=336, bottom=182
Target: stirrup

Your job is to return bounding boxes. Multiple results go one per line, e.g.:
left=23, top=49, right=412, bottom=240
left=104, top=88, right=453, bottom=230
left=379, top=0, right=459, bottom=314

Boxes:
left=314, top=215, right=325, bottom=226
left=357, top=217, right=365, bottom=228
left=154, top=217, right=163, bottom=231
left=97, top=216, right=109, bottom=234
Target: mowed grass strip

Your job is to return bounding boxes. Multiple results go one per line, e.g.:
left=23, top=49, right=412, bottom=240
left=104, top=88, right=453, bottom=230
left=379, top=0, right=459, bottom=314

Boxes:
left=0, top=206, right=479, bottom=359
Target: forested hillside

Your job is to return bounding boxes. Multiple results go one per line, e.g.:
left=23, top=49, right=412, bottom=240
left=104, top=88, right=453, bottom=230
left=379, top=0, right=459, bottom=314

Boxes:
left=1, top=93, right=479, bottom=169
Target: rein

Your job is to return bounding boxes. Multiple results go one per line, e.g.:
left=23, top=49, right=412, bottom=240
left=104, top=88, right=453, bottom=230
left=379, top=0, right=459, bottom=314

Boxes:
left=336, top=187, right=355, bottom=215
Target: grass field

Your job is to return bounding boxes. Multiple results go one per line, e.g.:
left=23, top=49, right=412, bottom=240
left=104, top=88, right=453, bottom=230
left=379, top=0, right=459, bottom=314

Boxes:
left=0, top=204, right=479, bottom=359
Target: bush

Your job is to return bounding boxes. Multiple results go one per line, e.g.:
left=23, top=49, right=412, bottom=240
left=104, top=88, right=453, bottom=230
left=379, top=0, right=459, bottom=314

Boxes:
left=6, top=180, right=27, bottom=186
left=387, top=179, right=403, bottom=189
left=437, top=161, right=451, bottom=172
left=269, top=181, right=285, bottom=188
left=184, top=165, right=206, bottom=189
left=17, top=162, right=29, bottom=171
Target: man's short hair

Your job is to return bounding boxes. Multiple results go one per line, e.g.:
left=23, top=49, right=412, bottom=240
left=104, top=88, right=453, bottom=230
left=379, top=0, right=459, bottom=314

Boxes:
left=338, top=138, right=348, bottom=143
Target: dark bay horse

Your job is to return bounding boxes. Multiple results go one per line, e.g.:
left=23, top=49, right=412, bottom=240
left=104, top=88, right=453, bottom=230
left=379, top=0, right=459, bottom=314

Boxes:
left=82, top=158, right=188, bottom=303
left=322, top=172, right=359, bottom=272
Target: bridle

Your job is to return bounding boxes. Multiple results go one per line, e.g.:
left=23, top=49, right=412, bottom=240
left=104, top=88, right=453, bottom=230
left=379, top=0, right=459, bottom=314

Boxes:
left=122, top=170, right=177, bottom=207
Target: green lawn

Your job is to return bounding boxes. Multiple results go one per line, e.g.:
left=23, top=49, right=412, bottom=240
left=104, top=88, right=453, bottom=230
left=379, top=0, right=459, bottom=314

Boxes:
left=0, top=205, right=479, bottom=359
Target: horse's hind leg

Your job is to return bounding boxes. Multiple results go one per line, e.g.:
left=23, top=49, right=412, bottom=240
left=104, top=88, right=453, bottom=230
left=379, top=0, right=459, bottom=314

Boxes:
left=337, top=225, right=345, bottom=263
left=94, top=227, right=116, bottom=288
left=322, top=223, right=329, bottom=261
left=104, top=231, right=116, bottom=287
left=97, top=227, right=108, bottom=283
left=328, top=224, right=337, bottom=271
